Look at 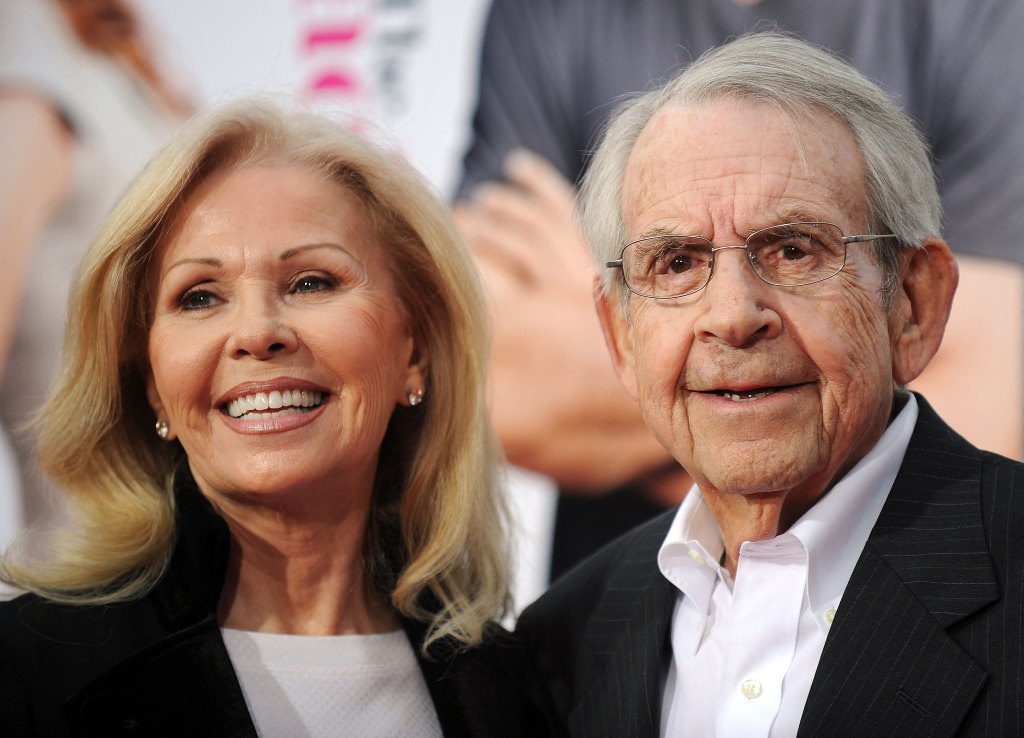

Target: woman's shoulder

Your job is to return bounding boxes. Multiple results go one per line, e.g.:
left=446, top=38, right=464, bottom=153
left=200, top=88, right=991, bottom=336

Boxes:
left=1, top=590, right=152, bottom=665
left=0, top=590, right=91, bottom=641
left=0, top=586, right=229, bottom=735
left=0, top=589, right=165, bottom=698
left=0, top=592, right=136, bottom=734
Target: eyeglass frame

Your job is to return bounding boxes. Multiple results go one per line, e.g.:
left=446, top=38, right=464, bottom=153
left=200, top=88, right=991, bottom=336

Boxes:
left=606, top=221, right=898, bottom=300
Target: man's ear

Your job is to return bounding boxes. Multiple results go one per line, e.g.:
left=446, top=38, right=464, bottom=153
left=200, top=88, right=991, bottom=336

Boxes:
left=890, top=239, right=959, bottom=385
left=594, top=278, right=640, bottom=400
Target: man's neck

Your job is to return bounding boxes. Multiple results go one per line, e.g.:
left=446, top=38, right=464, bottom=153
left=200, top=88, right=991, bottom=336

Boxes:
left=700, top=490, right=794, bottom=578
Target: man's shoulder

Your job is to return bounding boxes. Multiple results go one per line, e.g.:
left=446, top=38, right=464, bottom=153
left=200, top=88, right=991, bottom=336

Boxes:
left=519, top=507, right=675, bottom=630
left=512, top=508, right=676, bottom=727
left=904, top=396, right=1024, bottom=483
left=975, top=444, right=1024, bottom=481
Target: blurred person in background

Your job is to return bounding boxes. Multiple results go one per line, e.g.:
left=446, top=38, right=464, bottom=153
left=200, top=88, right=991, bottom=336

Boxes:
left=0, top=99, right=534, bottom=736
left=454, top=0, right=1024, bottom=582
left=0, top=0, right=188, bottom=561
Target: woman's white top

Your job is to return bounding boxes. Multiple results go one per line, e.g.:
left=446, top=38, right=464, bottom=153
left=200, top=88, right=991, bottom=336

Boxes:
left=221, top=628, right=443, bottom=738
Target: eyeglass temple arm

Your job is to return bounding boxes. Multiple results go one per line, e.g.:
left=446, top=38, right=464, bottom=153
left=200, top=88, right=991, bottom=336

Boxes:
left=843, top=234, right=897, bottom=244
left=607, top=259, right=623, bottom=269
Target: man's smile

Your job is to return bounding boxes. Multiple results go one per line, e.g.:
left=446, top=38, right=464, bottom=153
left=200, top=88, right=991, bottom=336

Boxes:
left=697, top=382, right=812, bottom=402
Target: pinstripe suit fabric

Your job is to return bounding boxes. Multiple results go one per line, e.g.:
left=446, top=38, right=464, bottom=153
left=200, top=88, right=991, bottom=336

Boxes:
left=516, top=395, right=1024, bottom=737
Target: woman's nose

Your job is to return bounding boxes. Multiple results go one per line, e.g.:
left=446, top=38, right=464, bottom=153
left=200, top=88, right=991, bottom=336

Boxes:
left=226, top=296, right=298, bottom=360
left=692, top=247, right=782, bottom=347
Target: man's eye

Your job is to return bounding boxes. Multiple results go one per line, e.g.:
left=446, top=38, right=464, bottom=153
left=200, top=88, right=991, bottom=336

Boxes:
left=180, top=290, right=218, bottom=310
left=781, top=244, right=809, bottom=260
left=665, top=252, right=694, bottom=273
left=293, top=275, right=335, bottom=293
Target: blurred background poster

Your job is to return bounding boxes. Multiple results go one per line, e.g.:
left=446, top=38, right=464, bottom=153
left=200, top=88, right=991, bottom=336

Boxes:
left=137, top=0, right=487, bottom=197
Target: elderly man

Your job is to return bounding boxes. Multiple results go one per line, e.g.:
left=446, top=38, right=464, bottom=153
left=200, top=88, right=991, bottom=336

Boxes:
left=515, top=32, right=1024, bottom=737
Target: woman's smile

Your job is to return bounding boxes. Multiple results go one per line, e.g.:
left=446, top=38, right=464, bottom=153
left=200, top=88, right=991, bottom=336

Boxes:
left=224, top=389, right=325, bottom=420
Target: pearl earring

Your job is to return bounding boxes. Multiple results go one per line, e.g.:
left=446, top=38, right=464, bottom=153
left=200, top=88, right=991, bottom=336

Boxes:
left=407, top=388, right=425, bottom=406
left=155, top=420, right=170, bottom=440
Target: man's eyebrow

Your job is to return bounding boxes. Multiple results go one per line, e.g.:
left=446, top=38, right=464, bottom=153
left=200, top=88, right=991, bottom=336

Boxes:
left=635, top=225, right=694, bottom=239
left=634, top=211, right=832, bottom=242
left=279, top=242, right=353, bottom=260
left=728, top=211, right=833, bottom=238
left=761, top=210, right=828, bottom=230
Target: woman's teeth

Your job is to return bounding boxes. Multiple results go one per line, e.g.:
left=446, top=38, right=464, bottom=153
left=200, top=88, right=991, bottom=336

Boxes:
left=226, top=390, right=324, bottom=419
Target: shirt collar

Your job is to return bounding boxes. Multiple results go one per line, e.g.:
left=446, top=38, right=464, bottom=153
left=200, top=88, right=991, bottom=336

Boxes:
left=658, top=391, right=918, bottom=627
left=657, top=482, right=725, bottom=620
left=789, top=391, right=918, bottom=621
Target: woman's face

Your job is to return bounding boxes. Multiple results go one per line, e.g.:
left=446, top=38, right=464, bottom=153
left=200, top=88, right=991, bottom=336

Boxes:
left=146, top=163, right=425, bottom=504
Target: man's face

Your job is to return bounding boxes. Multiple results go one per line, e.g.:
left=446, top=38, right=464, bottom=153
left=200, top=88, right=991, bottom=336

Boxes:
left=611, top=99, right=902, bottom=511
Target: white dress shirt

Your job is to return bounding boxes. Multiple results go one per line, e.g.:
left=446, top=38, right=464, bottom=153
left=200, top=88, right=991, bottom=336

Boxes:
left=659, top=393, right=918, bottom=737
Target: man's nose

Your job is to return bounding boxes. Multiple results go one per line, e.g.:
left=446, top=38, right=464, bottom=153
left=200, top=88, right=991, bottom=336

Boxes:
left=692, top=246, right=782, bottom=347
left=226, top=295, right=299, bottom=360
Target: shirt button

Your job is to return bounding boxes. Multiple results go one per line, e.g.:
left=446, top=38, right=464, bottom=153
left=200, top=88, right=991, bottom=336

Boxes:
left=740, top=679, right=762, bottom=699
left=824, top=608, right=837, bottom=625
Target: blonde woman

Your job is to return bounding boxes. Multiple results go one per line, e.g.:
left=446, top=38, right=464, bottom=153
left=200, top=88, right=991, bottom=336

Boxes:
left=0, top=99, right=537, bottom=736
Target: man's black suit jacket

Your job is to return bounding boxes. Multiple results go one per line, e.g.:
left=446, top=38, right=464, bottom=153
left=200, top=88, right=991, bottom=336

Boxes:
left=516, top=395, right=1024, bottom=737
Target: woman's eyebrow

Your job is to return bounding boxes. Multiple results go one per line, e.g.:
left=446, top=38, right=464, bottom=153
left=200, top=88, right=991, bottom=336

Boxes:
left=164, top=256, right=222, bottom=274
left=278, top=242, right=353, bottom=260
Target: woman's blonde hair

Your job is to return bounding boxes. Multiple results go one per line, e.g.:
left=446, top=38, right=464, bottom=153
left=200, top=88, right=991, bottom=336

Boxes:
left=2, top=98, right=508, bottom=649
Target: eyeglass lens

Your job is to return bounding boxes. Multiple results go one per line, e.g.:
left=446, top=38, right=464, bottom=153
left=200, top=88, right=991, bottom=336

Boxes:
left=623, top=222, right=847, bottom=298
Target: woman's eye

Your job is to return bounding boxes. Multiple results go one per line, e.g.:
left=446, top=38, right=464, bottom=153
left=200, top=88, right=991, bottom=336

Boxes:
left=179, top=289, right=219, bottom=311
left=293, top=275, right=336, bottom=293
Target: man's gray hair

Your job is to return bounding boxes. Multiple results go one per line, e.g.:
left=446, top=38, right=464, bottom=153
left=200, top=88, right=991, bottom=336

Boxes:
left=581, top=31, right=942, bottom=301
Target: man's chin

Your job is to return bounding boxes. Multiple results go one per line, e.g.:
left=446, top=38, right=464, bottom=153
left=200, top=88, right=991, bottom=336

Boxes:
left=694, top=454, right=819, bottom=499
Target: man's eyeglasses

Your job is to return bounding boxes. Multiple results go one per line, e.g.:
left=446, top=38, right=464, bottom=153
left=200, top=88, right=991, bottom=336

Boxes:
left=607, top=222, right=897, bottom=299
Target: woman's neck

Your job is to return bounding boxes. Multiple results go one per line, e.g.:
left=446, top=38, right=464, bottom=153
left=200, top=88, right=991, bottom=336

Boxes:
left=212, top=493, right=397, bottom=636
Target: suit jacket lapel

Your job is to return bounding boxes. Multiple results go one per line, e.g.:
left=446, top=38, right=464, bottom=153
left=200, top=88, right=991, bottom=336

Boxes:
left=798, top=397, right=997, bottom=737
left=569, top=511, right=676, bottom=738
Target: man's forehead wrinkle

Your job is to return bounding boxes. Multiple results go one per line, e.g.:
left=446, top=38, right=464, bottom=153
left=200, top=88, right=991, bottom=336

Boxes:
left=626, top=155, right=829, bottom=235
left=622, top=103, right=867, bottom=238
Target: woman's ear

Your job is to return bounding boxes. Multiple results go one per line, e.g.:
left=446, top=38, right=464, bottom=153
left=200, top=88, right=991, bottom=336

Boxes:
left=890, top=239, right=959, bottom=385
left=594, top=278, right=640, bottom=400
left=145, top=369, right=177, bottom=441
left=400, top=338, right=429, bottom=407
